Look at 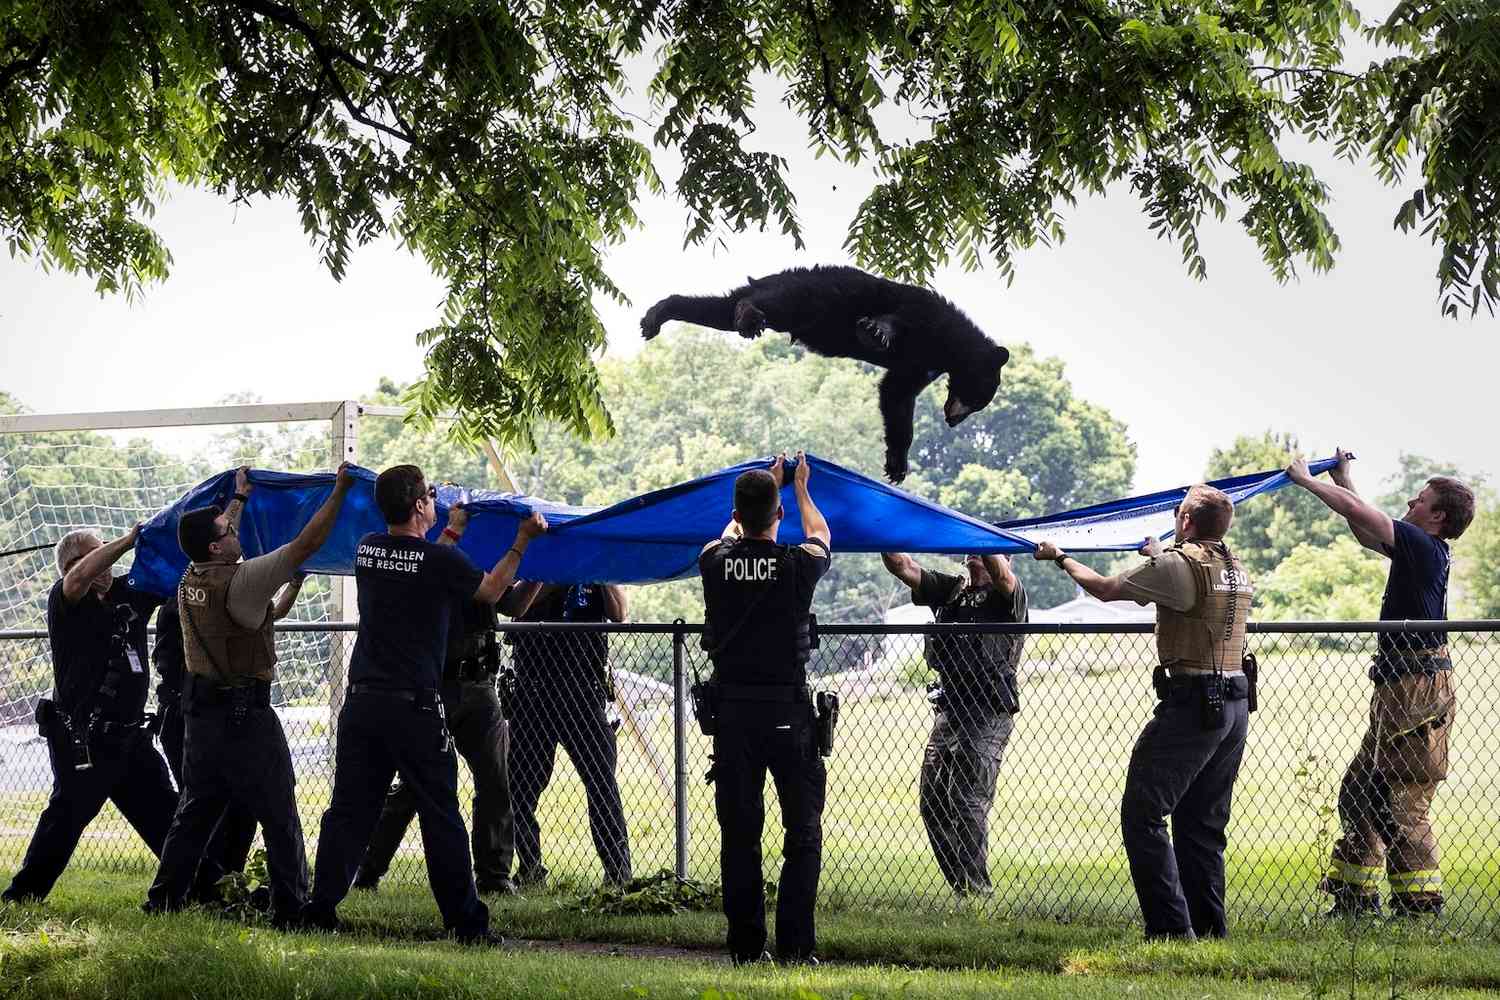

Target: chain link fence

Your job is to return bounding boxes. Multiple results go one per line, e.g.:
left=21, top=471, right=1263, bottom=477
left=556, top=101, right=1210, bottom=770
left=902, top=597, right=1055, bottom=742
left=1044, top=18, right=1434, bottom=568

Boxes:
left=1, top=621, right=1497, bottom=931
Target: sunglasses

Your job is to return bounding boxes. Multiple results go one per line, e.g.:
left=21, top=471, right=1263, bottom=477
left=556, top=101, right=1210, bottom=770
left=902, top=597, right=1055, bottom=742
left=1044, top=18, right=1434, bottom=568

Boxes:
left=216, top=522, right=238, bottom=542
left=414, top=485, right=437, bottom=509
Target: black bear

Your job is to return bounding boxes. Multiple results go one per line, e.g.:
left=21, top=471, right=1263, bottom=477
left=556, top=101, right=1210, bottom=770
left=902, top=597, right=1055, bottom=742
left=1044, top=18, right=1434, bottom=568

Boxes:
left=640, top=265, right=1009, bottom=483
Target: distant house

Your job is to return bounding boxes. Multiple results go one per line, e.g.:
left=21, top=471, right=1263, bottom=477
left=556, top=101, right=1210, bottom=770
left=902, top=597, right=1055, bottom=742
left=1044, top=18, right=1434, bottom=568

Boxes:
left=1030, top=587, right=1156, bottom=625
left=873, top=587, right=1154, bottom=681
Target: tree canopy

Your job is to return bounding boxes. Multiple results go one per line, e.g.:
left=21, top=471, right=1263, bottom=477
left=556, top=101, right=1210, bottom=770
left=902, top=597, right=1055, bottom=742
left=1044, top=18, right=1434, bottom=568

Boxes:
left=4, top=1, right=1497, bottom=452
left=1204, top=431, right=1345, bottom=577
left=1255, top=535, right=1386, bottom=621
left=1458, top=488, right=1500, bottom=619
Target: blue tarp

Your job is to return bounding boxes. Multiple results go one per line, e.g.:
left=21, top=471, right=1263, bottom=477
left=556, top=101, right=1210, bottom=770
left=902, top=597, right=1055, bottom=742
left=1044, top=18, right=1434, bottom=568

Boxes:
left=128, top=454, right=1337, bottom=595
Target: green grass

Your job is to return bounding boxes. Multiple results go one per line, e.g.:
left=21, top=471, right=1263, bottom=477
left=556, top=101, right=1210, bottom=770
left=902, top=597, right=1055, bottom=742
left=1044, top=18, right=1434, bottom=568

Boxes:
left=4, top=636, right=1499, bottom=932
left=4, top=872, right=1500, bottom=999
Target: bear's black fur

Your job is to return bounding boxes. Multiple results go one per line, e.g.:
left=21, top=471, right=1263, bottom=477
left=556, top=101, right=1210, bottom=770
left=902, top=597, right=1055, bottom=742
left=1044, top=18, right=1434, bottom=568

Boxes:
left=641, top=265, right=1009, bottom=482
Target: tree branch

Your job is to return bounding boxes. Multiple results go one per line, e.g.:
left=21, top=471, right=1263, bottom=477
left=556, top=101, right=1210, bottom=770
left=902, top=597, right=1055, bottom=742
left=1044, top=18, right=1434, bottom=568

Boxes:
left=1251, top=65, right=1361, bottom=82
left=229, top=0, right=417, bottom=145
left=228, top=0, right=524, bottom=244
left=277, top=77, right=326, bottom=153
left=229, top=0, right=393, bottom=80
left=803, top=0, right=861, bottom=127
left=0, top=35, right=51, bottom=92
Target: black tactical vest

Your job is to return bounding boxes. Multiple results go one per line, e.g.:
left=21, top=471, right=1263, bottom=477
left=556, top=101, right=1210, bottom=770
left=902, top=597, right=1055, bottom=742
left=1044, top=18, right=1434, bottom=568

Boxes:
left=700, top=538, right=814, bottom=686
left=929, top=583, right=1026, bottom=714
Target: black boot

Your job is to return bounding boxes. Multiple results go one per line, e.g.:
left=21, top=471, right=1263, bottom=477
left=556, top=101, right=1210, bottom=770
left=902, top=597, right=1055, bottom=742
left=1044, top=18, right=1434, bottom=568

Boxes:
left=1322, top=884, right=1382, bottom=920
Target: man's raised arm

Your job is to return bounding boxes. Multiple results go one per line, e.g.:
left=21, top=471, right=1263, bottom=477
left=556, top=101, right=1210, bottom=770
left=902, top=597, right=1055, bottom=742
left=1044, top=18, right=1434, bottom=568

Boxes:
left=1287, top=456, right=1394, bottom=554
left=61, top=525, right=139, bottom=602
left=225, top=466, right=251, bottom=532
left=498, top=580, right=546, bottom=617
left=225, top=464, right=358, bottom=629
left=601, top=585, right=629, bottom=623
left=1324, top=448, right=1386, bottom=553
left=270, top=574, right=307, bottom=621
left=983, top=554, right=1019, bottom=596
left=1033, top=541, right=1130, bottom=603
left=283, top=463, right=358, bottom=566
left=881, top=553, right=922, bottom=589
left=475, top=513, right=547, bottom=605
left=792, top=451, right=830, bottom=549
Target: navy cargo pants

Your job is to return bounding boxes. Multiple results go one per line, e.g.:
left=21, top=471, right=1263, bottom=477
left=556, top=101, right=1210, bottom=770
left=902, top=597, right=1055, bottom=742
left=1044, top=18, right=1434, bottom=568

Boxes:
left=3, top=727, right=178, bottom=902
left=1121, top=673, right=1249, bottom=939
left=305, top=691, right=489, bottom=939
left=356, top=680, right=514, bottom=890
left=919, top=707, right=1014, bottom=896
left=156, top=687, right=258, bottom=900
left=147, top=697, right=306, bottom=922
left=508, top=680, right=631, bottom=885
left=712, top=697, right=826, bottom=963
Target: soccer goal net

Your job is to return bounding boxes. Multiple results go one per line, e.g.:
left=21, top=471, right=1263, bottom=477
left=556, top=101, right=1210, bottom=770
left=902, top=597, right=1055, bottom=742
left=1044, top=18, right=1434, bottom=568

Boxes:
left=0, top=404, right=352, bottom=728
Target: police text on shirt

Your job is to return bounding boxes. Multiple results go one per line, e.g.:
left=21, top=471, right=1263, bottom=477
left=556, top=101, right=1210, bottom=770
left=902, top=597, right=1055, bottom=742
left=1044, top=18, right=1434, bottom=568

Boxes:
left=724, top=556, right=779, bottom=581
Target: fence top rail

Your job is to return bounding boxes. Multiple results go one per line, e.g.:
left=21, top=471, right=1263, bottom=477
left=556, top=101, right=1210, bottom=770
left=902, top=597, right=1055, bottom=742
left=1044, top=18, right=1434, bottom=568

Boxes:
left=1, top=620, right=1497, bottom=642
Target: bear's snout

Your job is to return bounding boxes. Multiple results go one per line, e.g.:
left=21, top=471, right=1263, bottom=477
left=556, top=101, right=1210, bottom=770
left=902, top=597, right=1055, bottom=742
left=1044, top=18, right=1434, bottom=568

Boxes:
left=944, top=398, right=975, bottom=426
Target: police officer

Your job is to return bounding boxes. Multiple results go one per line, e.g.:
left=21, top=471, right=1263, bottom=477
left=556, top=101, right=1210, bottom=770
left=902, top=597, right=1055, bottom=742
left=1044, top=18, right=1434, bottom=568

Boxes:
left=354, top=505, right=516, bottom=895
left=1036, top=484, right=1253, bottom=940
left=880, top=551, right=1027, bottom=897
left=699, top=451, right=831, bottom=965
left=3, top=524, right=178, bottom=904
left=151, top=467, right=259, bottom=906
left=144, top=464, right=354, bottom=925
left=302, top=464, right=545, bottom=943
left=502, top=578, right=631, bottom=888
left=1288, top=451, right=1475, bottom=917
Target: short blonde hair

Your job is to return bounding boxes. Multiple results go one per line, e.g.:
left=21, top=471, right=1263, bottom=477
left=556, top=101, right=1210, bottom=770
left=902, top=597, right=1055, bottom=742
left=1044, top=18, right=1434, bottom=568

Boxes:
left=54, top=529, right=100, bottom=576
left=1180, top=485, right=1234, bottom=540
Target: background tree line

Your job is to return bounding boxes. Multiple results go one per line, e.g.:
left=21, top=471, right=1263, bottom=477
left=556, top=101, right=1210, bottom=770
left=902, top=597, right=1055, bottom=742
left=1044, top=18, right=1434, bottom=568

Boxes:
left=4, top=352, right=1497, bottom=636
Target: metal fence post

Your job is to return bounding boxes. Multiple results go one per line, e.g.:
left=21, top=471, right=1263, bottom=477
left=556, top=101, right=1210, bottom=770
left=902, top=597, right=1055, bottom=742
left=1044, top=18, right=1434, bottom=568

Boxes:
left=672, top=618, right=689, bottom=880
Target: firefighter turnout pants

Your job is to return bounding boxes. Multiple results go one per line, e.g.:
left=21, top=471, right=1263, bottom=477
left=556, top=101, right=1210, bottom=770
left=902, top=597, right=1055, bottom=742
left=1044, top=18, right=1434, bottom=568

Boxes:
left=1323, top=669, right=1454, bottom=914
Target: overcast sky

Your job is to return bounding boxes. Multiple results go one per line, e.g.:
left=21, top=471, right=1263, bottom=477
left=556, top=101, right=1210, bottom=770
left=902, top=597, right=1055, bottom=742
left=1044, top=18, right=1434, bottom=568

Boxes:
left=2, top=25, right=1494, bottom=503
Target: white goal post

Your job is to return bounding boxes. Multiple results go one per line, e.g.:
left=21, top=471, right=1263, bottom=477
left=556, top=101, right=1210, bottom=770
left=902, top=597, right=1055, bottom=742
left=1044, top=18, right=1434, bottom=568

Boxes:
left=0, top=399, right=519, bottom=732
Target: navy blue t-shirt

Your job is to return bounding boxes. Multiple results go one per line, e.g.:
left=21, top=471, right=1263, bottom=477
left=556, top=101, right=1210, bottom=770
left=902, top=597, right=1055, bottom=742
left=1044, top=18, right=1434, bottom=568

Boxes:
left=349, top=533, right=485, bottom=691
left=1378, top=519, right=1450, bottom=658
left=47, top=575, right=164, bottom=720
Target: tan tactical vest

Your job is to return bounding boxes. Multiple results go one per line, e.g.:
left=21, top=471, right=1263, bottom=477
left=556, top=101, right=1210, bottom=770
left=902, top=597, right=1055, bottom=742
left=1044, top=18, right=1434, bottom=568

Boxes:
left=1156, top=541, right=1253, bottom=675
left=179, top=562, right=276, bottom=685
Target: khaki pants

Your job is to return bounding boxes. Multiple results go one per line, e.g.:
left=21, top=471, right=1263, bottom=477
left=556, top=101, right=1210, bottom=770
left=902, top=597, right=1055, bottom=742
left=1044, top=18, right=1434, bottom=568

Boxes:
left=1324, top=670, right=1454, bottom=910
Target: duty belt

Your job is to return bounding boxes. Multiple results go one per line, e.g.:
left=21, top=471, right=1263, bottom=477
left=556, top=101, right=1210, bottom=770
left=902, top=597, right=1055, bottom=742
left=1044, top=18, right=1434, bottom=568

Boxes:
left=1370, top=648, right=1452, bottom=686
left=715, top=683, right=811, bottom=704
left=1155, top=672, right=1250, bottom=701
left=89, top=716, right=149, bottom=736
left=1165, top=668, right=1246, bottom=679
left=454, top=655, right=495, bottom=684
left=347, top=683, right=444, bottom=709
left=185, top=674, right=271, bottom=709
